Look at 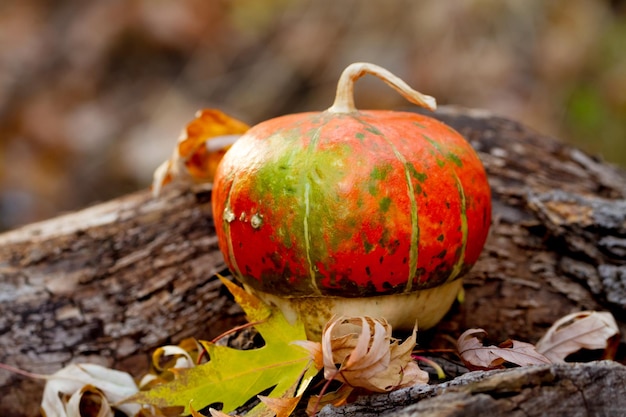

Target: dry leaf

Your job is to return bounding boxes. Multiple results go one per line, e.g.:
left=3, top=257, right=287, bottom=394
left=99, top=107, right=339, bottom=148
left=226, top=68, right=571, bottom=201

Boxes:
left=152, top=344, right=196, bottom=371
left=536, top=311, right=619, bottom=362
left=291, top=339, right=323, bottom=371
left=322, top=316, right=428, bottom=392
left=249, top=363, right=308, bottom=417
left=152, top=109, right=249, bottom=196
left=139, top=338, right=202, bottom=390
left=305, top=385, right=354, bottom=416
left=258, top=395, right=301, bottom=417
left=457, top=328, right=551, bottom=370
left=41, top=363, right=140, bottom=417
left=66, top=385, right=113, bottom=417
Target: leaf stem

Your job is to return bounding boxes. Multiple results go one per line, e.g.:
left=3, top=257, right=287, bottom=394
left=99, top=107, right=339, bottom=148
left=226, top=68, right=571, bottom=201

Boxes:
left=412, top=355, right=446, bottom=380
left=311, top=372, right=338, bottom=416
left=0, top=362, right=47, bottom=380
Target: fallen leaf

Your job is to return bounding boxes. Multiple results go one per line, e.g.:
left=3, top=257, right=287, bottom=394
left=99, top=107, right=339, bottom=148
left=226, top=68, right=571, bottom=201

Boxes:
left=291, top=339, right=323, bottom=371
left=208, top=409, right=235, bottom=417
left=536, top=311, right=620, bottom=362
left=127, top=277, right=318, bottom=416
left=305, top=384, right=354, bottom=416
left=258, top=394, right=301, bottom=417
left=322, top=317, right=428, bottom=392
left=457, top=328, right=551, bottom=370
left=248, top=362, right=309, bottom=417
left=412, top=356, right=446, bottom=380
left=189, top=402, right=209, bottom=417
left=152, top=109, right=249, bottom=196
left=66, top=385, right=113, bottom=417
left=41, top=363, right=140, bottom=417
left=152, top=344, right=196, bottom=371
left=138, top=338, right=203, bottom=391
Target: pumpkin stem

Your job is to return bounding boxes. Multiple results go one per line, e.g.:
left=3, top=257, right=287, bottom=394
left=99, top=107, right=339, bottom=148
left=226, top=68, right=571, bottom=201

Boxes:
left=328, top=62, right=437, bottom=114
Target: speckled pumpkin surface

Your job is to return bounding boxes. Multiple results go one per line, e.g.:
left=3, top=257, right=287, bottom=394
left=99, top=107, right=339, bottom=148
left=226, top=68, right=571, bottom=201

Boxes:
left=212, top=105, right=491, bottom=299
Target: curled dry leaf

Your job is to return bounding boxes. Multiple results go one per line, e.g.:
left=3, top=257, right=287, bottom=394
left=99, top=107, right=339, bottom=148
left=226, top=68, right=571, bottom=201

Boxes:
left=457, top=329, right=551, bottom=371
left=139, top=338, right=201, bottom=390
left=152, top=109, right=249, bottom=196
left=322, top=316, right=428, bottom=392
left=152, top=344, right=196, bottom=371
left=536, top=311, right=620, bottom=363
left=66, top=385, right=113, bottom=417
left=41, top=363, right=140, bottom=417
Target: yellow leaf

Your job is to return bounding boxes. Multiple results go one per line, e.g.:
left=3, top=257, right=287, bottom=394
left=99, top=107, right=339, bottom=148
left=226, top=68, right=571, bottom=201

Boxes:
left=127, top=277, right=317, bottom=415
left=208, top=408, right=238, bottom=417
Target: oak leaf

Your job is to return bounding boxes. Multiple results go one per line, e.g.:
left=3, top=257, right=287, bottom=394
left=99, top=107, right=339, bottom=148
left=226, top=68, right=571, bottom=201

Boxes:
left=127, top=277, right=318, bottom=416
left=457, top=328, right=551, bottom=370
left=152, top=109, right=249, bottom=196
left=536, top=311, right=619, bottom=362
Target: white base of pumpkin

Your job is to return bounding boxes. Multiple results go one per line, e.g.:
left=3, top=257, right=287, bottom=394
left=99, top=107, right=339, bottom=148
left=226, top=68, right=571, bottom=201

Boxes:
left=247, top=279, right=463, bottom=341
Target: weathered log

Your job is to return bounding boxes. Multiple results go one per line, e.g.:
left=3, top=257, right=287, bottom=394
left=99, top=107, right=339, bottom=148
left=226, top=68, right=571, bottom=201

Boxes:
left=1, top=107, right=625, bottom=416
left=0, top=186, right=242, bottom=416
left=317, top=361, right=626, bottom=417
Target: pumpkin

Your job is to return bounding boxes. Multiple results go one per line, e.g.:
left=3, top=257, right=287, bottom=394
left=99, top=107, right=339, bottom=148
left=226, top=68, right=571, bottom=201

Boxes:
left=212, top=63, right=491, bottom=339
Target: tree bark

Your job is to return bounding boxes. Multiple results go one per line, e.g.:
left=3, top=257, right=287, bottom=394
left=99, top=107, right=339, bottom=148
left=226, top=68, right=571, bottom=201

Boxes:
left=317, top=361, right=626, bottom=417
left=1, top=106, right=625, bottom=416
left=0, top=186, right=242, bottom=416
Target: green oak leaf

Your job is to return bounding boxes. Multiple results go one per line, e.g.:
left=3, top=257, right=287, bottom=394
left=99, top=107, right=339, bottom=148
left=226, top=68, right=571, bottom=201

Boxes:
left=127, top=276, right=317, bottom=415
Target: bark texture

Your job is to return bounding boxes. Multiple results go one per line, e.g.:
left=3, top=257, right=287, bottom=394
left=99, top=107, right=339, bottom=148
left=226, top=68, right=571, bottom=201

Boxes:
left=0, top=186, right=241, bottom=416
left=317, top=361, right=626, bottom=417
left=0, top=106, right=625, bottom=416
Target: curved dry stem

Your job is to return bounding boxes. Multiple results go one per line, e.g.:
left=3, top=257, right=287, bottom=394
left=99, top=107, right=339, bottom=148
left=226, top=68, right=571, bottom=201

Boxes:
left=328, top=62, right=437, bottom=114
left=0, top=362, right=47, bottom=380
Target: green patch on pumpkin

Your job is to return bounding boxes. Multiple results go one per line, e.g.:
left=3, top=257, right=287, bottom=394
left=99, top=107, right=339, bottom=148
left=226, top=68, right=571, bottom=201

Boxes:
left=365, top=125, right=383, bottom=136
left=406, top=162, right=427, bottom=183
left=447, top=152, right=463, bottom=168
left=370, top=164, right=393, bottom=181
left=379, top=196, right=392, bottom=212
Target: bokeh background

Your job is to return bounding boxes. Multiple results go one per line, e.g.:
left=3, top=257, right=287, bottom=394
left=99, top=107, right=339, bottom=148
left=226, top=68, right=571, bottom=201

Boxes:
left=0, top=0, right=624, bottom=231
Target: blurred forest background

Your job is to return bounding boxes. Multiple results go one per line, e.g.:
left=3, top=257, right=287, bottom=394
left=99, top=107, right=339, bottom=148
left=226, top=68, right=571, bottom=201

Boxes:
left=0, top=0, right=624, bottom=231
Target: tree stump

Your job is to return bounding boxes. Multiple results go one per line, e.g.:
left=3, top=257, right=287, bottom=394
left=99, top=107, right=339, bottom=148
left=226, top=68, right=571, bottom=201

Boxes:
left=0, top=107, right=624, bottom=417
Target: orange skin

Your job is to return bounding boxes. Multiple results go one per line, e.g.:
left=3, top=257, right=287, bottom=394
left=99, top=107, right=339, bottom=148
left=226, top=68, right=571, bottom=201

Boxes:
left=212, top=110, right=491, bottom=299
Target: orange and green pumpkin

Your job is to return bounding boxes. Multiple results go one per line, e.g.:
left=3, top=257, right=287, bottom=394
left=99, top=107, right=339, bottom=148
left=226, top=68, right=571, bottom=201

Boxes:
left=212, top=63, right=491, bottom=339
